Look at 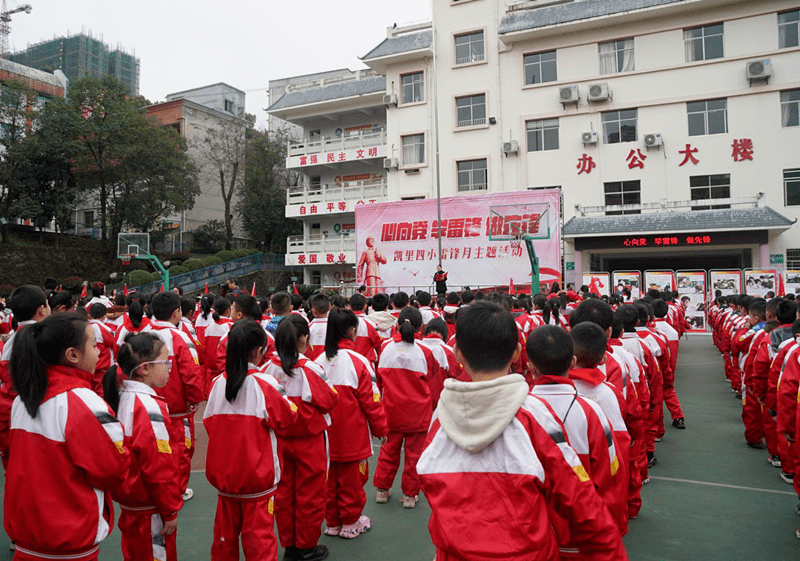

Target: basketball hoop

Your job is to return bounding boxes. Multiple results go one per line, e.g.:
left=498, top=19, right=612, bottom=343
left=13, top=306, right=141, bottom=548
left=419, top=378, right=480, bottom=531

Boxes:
left=510, top=235, right=523, bottom=251
left=121, top=255, right=132, bottom=266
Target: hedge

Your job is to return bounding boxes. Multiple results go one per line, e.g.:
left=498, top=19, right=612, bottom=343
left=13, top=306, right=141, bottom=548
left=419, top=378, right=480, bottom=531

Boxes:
left=128, top=270, right=152, bottom=287
left=202, top=256, right=222, bottom=268
left=182, top=258, right=204, bottom=271
left=233, top=249, right=249, bottom=259
left=215, top=250, right=236, bottom=262
left=169, top=266, right=188, bottom=277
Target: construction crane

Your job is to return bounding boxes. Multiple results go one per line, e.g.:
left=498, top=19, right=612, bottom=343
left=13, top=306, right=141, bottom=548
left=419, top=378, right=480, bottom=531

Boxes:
left=0, top=1, right=32, bottom=59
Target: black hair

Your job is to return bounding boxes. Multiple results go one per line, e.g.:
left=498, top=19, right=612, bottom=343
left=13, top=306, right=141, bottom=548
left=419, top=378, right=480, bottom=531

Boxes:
left=103, top=332, right=164, bottom=414
left=173, top=286, right=184, bottom=296
left=533, top=294, right=551, bottom=324
left=460, top=290, right=474, bottom=305
left=792, top=318, right=800, bottom=337
left=8, top=285, right=47, bottom=323
left=91, top=283, right=104, bottom=298
left=89, top=303, right=107, bottom=319
left=748, top=299, right=767, bottom=321
left=571, top=322, right=607, bottom=368
left=646, top=288, right=661, bottom=300
left=290, top=294, right=304, bottom=311
left=526, top=325, right=573, bottom=377
left=371, top=293, right=390, bottom=311
left=324, top=308, right=359, bottom=360
left=331, top=295, right=348, bottom=309
left=651, top=298, right=669, bottom=319
left=180, top=297, right=195, bottom=319
left=397, top=306, right=423, bottom=344
left=200, top=294, right=216, bottom=320
left=128, top=296, right=146, bottom=329
left=633, top=303, right=650, bottom=327
left=393, top=291, right=409, bottom=309
left=417, top=291, right=432, bottom=307
left=615, top=305, right=639, bottom=332
left=550, top=282, right=561, bottom=294
left=9, top=313, right=89, bottom=417
left=275, top=314, right=310, bottom=377
left=424, top=317, right=448, bottom=339
left=776, top=299, right=798, bottom=324
left=474, top=290, right=485, bottom=301
left=309, top=293, right=330, bottom=315
left=446, top=292, right=461, bottom=306
left=270, top=292, right=291, bottom=315
left=212, top=297, right=231, bottom=322
left=233, top=295, right=261, bottom=321
left=114, top=293, right=127, bottom=306
left=151, top=291, right=182, bottom=321
left=611, top=317, right=624, bottom=339
left=551, top=298, right=561, bottom=325
left=455, top=301, right=518, bottom=374
left=349, top=293, right=367, bottom=311
left=225, top=321, right=267, bottom=403
left=43, top=277, right=59, bottom=291
left=47, top=290, right=75, bottom=313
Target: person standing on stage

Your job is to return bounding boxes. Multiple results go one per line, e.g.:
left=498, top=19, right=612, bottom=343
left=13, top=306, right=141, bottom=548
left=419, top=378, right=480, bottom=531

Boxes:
left=434, top=265, right=448, bottom=299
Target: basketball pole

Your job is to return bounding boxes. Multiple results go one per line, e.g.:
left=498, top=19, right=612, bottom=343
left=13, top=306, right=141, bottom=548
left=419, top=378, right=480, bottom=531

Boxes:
left=432, top=22, right=443, bottom=267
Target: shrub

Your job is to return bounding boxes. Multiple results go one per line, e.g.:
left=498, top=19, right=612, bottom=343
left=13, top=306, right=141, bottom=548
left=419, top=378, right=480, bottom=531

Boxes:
left=182, top=258, right=204, bottom=271
left=202, top=256, right=222, bottom=268
left=234, top=249, right=249, bottom=259
left=216, top=250, right=236, bottom=263
left=169, top=266, right=188, bottom=277
left=128, top=270, right=152, bottom=287
left=0, top=284, right=16, bottom=297
left=61, top=276, right=84, bottom=291
left=150, top=272, right=163, bottom=284
left=166, top=251, right=190, bottom=264
left=192, top=220, right=227, bottom=253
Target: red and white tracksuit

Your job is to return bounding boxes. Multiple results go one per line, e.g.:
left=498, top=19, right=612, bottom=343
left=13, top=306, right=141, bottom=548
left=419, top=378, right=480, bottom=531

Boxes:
left=314, top=341, right=388, bottom=527
left=193, top=312, right=214, bottom=348
left=352, top=312, right=381, bottom=366
left=145, top=320, right=204, bottom=495
left=213, top=323, right=276, bottom=375
left=418, top=306, right=441, bottom=325
left=778, top=347, right=800, bottom=499
left=0, top=320, right=36, bottom=466
left=264, top=356, right=339, bottom=550
left=419, top=335, right=466, bottom=404
left=741, top=325, right=768, bottom=446
left=115, top=314, right=152, bottom=353
left=89, top=319, right=117, bottom=397
left=767, top=332, right=797, bottom=472
left=5, top=365, right=129, bottom=561
left=306, top=317, right=328, bottom=361
left=531, top=376, right=625, bottom=556
left=204, top=366, right=298, bottom=561
left=374, top=337, right=439, bottom=498
left=202, top=317, right=233, bottom=395
left=112, top=380, right=183, bottom=561
left=417, top=375, right=628, bottom=561
left=621, top=332, right=661, bottom=456
left=653, top=318, right=684, bottom=426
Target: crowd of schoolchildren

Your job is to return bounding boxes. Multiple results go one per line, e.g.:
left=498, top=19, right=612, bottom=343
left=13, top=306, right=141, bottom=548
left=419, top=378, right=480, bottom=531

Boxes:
left=0, top=275, right=695, bottom=561
left=708, top=289, right=800, bottom=540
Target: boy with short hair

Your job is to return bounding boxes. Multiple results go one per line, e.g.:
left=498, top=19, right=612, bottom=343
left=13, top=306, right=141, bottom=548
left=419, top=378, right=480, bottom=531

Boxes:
left=417, top=302, right=627, bottom=560
left=306, top=294, right=331, bottom=360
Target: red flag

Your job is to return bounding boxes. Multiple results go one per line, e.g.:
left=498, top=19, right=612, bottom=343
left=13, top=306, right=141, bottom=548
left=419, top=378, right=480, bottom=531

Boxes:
left=204, top=282, right=209, bottom=294
left=251, top=282, right=257, bottom=297
left=509, top=278, right=516, bottom=295
left=123, top=284, right=128, bottom=296
left=80, top=283, right=87, bottom=298
left=293, top=282, right=299, bottom=296
left=57, top=285, right=62, bottom=292
left=160, top=283, right=164, bottom=292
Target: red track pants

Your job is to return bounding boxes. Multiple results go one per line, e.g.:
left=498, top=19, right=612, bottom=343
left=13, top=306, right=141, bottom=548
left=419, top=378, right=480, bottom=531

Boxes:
left=211, top=495, right=276, bottom=561
left=373, top=430, right=426, bottom=497
left=276, top=434, right=327, bottom=549
left=167, top=413, right=195, bottom=494
left=627, top=439, right=644, bottom=518
left=118, top=510, right=177, bottom=561
left=662, top=368, right=684, bottom=420
left=742, top=386, right=765, bottom=445
left=764, top=408, right=779, bottom=456
left=326, top=459, right=369, bottom=527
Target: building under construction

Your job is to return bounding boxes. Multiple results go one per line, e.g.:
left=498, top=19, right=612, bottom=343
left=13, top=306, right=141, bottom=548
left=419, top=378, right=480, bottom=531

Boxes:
left=10, top=32, right=139, bottom=95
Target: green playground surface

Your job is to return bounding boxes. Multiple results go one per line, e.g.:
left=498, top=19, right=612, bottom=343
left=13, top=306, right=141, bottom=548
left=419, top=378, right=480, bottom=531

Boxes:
left=1, top=335, right=799, bottom=560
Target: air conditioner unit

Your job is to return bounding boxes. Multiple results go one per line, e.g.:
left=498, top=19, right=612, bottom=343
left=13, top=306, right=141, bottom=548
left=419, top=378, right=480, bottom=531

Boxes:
left=746, top=59, right=773, bottom=82
left=559, top=85, right=579, bottom=106
left=587, top=82, right=611, bottom=103
left=644, top=133, right=663, bottom=148
left=383, top=93, right=398, bottom=107
left=383, top=157, right=398, bottom=170
left=503, top=140, right=519, bottom=155
left=581, top=131, right=598, bottom=145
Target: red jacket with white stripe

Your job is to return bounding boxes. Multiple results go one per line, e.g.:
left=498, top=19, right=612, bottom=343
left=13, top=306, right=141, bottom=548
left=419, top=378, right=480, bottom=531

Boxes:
left=353, top=312, right=382, bottom=364
left=306, top=316, right=328, bottom=361
left=767, top=338, right=797, bottom=414
left=203, top=317, right=233, bottom=378
left=605, top=342, right=646, bottom=443
left=111, top=380, right=182, bottom=521
left=0, top=321, right=37, bottom=462
left=213, top=322, right=276, bottom=374
left=653, top=318, right=679, bottom=376
left=263, top=354, right=339, bottom=438
left=419, top=335, right=466, bottom=405
left=4, top=366, right=129, bottom=560
left=145, top=320, right=204, bottom=417
left=89, top=319, right=117, bottom=396
left=314, top=341, right=388, bottom=461
left=114, top=314, right=151, bottom=353
left=204, top=366, right=298, bottom=500
left=377, top=337, right=439, bottom=433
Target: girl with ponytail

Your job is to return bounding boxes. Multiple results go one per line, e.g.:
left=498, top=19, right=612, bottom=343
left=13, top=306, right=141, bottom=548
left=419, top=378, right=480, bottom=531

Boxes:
left=203, top=321, right=298, bottom=560
left=202, top=296, right=232, bottom=395
left=102, top=332, right=182, bottom=560
left=263, top=314, right=338, bottom=560
left=373, top=306, right=439, bottom=509
left=532, top=293, right=554, bottom=328
left=6, top=312, right=129, bottom=559
left=194, top=293, right=216, bottom=346
left=115, top=295, right=151, bottom=352
left=314, top=308, right=388, bottom=539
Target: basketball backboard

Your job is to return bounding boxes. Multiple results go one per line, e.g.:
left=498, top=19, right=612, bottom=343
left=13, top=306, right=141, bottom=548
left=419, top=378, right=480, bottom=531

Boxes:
left=487, top=202, right=550, bottom=242
left=117, top=233, right=150, bottom=260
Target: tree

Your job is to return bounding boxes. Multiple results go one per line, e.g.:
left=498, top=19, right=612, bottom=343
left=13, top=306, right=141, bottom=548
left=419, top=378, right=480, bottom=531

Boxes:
left=192, top=219, right=227, bottom=253
left=237, top=129, right=301, bottom=253
left=192, top=121, right=247, bottom=250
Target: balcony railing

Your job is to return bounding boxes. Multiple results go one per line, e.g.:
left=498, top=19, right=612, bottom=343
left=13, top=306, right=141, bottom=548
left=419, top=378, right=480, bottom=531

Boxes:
left=288, top=128, right=386, bottom=158
left=287, top=234, right=356, bottom=255
left=287, top=178, right=387, bottom=207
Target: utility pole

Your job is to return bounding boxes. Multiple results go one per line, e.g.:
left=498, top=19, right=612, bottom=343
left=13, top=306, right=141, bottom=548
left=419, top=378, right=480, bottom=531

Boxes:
left=0, top=2, right=32, bottom=59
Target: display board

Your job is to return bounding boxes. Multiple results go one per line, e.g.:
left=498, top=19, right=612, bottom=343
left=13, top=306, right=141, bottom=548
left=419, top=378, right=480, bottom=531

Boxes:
left=743, top=269, right=778, bottom=298
left=785, top=270, right=800, bottom=296
left=582, top=272, right=611, bottom=297
left=644, top=270, right=676, bottom=294
left=709, top=270, right=742, bottom=298
left=677, top=270, right=707, bottom=332
left=612, top=271, right=642, bottom=300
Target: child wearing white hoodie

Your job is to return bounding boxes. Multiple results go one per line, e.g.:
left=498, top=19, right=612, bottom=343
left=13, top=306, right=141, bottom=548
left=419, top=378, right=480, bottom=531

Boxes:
left=417, top=301, right=628, bottom=561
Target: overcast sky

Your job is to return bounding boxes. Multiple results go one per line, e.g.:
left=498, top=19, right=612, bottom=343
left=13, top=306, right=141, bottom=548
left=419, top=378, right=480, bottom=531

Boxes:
left=7, top=0, right=432, bottom=127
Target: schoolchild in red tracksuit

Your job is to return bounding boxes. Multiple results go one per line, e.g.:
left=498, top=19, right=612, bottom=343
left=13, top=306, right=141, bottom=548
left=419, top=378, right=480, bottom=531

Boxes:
left=103, top=333, right=183, bottom=561
left=213, top=296, right=275, bottom=374
left=652, top=299, right=685, bottom=431
left=739, top=299, right=769, bottom=448
left=314, top=308, right=388, bottom=539
left=264, top=315, right=339, bottom=561
left=5, top=313, right=129, bottom=561
left=527, top=326, right=625, bottom=557
left=374, top=307, right=439, bottom=508
left=115, top=298, right=151, bottom=353
left=145, top=292, right=204, bottom=501
left=194, top=294, right=216, bottom=348
left=204, top=321, right=298, bottom=561
left=349, top=293, right=381, bottom=366
left=89, top=303, right=117, bottom=396
left=419, top=317, right=467, bottom=404
left=306, top=294, right=331, bottom=361
left=202, top=297, right=233, bottom=395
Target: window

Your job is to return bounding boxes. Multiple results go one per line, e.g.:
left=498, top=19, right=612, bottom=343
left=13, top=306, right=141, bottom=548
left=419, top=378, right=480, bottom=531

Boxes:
left=311, top=271, right=321, bottom=285
left=402, top=134, right=425, bottom=166
left=690, top=175, right=730, bottom=210
left=523, top=51, right=557, bottom=85
left=455, top=31, right=484, bottom=65
left=602, top=109, right=638, bottom=144
left=788, top=249, right=800, bottom=270
left=782, top=90, right=800, bottom=128
left=684, top=24, right=724, bottom=62
left=786, top=168, right=800, bottom=206
left=83, top=211, right=94, bottom=228
left=779, top=10, right=799, bottom=48
left=401, top=72, right=424, bottom=104
left=604, top=181, right=640, bottom=215
left=224, top=100, right=234, bottom=113
left=456, top=94, right=486, bottom=127
left=457, top=159, right=488, bottom=192
left=687, top=99, right=727, bottom=136
left=599, top=39, right=635, bottom=74
left=526, top=119, right=559, bottom=152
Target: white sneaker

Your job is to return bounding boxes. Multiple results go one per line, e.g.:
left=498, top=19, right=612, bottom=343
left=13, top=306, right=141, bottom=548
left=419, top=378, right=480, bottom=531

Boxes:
left=182, top=488, right=194, bottom=501
left=402, top=494, right=418, bottom=509
left=375, top=488, right=391, bottom=504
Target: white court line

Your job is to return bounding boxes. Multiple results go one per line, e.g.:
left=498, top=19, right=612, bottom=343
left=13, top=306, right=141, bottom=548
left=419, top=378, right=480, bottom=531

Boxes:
left=649, top=476, right=797, bottom=496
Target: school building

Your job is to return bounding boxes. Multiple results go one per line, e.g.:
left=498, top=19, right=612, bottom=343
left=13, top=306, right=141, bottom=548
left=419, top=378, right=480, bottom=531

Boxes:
left=268, top=0, right=800, bottom=290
